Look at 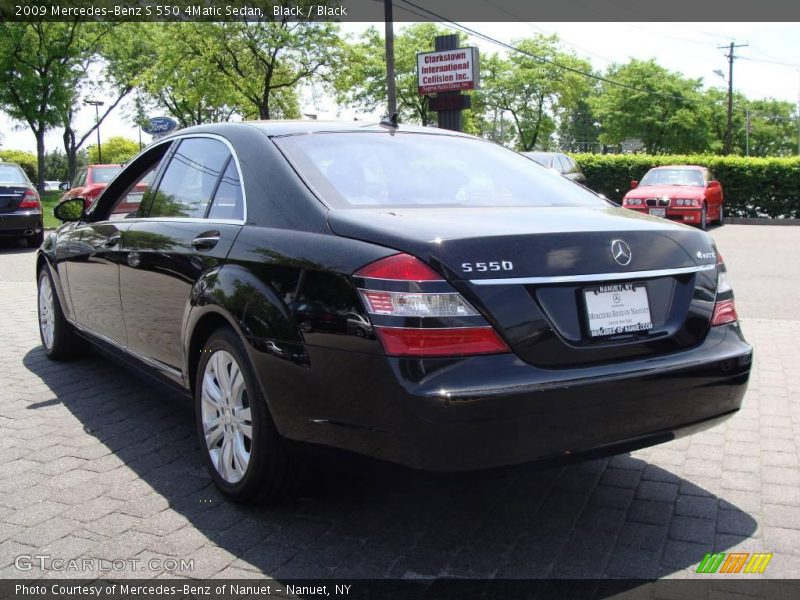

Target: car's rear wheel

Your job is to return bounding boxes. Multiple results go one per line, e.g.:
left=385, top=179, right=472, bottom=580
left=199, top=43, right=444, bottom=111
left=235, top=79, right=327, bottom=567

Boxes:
left=698, top=203, right=708, bottom=231
left=195, top=327, right=299, bottom=504
left=717, top=205, right=724, bottom=225
left=37, top=267, right=87, bottom=360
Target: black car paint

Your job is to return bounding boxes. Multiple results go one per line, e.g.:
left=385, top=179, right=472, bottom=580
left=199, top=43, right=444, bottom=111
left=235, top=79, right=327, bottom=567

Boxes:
left=37, top=122, right=752, bottom=472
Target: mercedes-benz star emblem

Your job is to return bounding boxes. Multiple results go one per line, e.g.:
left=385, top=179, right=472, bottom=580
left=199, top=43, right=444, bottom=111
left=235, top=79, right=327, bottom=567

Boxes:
left=611, top=239, right=632, bottom=266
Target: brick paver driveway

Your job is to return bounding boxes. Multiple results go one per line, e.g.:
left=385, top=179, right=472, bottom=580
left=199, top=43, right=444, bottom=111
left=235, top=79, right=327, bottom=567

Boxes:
left=1, top=225, right=798, bottom=580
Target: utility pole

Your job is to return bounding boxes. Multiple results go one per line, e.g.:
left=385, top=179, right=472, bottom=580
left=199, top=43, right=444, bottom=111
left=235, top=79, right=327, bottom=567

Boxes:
left=718, top=41, right=748, bottom=155
left=745, top=108, right=750, bottom=157
left=83, top=98, right=104, bottom=163
left=384, top=0, right=397, bottom=118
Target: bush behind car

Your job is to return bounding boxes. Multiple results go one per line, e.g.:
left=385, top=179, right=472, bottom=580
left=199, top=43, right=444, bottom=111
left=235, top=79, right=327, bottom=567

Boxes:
left=573, top=153, right=800, bottom=218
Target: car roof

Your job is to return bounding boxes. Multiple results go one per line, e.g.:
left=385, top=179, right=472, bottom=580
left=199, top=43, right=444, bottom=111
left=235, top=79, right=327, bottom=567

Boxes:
left=158, top=120, right=476, bottom=140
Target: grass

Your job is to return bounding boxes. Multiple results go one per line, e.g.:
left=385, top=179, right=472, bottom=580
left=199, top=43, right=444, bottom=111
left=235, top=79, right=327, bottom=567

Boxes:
left=40, top=191, right=63, bottom=229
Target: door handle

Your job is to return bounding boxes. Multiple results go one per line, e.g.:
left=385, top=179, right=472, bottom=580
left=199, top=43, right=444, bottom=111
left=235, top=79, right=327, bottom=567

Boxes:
left=104, top=235, right=121, bottom=248
left=191, top=232, right=220, bottom=251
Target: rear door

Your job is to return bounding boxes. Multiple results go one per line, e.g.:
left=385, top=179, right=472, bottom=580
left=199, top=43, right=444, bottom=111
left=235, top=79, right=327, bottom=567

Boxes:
left=118, top=136, right=245, bottom=371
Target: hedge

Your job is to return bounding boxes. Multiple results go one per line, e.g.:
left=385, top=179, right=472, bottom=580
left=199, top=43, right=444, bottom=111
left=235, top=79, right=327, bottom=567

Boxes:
left=571, top=153, right=800, bottom=219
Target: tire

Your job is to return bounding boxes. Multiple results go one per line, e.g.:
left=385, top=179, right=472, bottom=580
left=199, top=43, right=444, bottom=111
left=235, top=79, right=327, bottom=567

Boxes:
left=27, top=230, right=44, bottom=248
left=717, top=205, right=724, bottom=225
left=698, top=203, right=708, bottom=231
left=195, top=327, right=300, bottom=504
left=37, top=267, right=87, bottom=360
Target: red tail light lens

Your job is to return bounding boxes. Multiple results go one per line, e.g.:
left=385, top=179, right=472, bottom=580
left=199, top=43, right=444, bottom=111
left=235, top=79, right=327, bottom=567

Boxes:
left=711, top=299, right=738, bottom=326
left=19, top=189, right=41, bottom=209
left=355, top=253, right=443, bottom=281
left=355, top=254, right=510, bottom=357
left=375, top=327, right=509, bottom=357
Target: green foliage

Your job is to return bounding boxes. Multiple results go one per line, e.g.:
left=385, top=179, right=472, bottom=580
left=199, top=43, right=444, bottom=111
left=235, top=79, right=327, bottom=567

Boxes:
left=592, top=59, right=710, bottom=154
left=44, top=148, right=85, bottom=181
left=573, top=153, right=800, bottom=218
left=477, top=35, right=594, bottom=151
left=0, top=149, right=37, bottom=181
left=87, top=137, right=140, bottom=164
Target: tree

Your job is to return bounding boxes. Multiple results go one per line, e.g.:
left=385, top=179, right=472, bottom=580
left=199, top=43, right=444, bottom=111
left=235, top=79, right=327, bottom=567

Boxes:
left=337, top=23, right=460, bottom=125
left=138, top=24, right=241, bottom=127
left=592, top=59, right=711, bottom=154
left=60, top=23, right=154, bottom=183
left=558, top=97, right=601, bottom=153
left=0, top=22, right=87, bottom=191
left=477, top=36, right=594, bottom=151
left=44, top=148, right=85, bottom=181
left=176, top=16, right=344, bottom=121
left=86, top=136, right=139, bottom=164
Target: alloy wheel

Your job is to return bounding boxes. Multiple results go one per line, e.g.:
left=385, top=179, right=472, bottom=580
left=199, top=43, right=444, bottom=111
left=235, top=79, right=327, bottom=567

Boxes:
left=38, top=274, right=55, bottom=351
left=201, top=350, right=253, bottom=484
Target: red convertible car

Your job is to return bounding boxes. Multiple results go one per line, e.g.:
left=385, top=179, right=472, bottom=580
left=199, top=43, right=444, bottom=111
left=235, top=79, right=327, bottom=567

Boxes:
left=622, top=166, right=724, bottom=230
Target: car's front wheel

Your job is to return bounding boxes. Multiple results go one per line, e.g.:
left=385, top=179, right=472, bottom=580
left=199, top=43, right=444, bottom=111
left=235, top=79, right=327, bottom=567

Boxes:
left=698, top=203, right=708, bottom=231
left=195, top=328, right=298, bottom=503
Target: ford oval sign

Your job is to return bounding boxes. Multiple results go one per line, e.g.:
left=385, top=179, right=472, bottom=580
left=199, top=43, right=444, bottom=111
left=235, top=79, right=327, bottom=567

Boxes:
left=142, top=117, right=178, bottom=136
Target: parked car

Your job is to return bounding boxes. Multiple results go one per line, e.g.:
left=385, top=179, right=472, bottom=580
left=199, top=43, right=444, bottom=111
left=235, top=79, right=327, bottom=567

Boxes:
left=0, top=162, right=44, bottom=247
left=622, top=165, right=724, bottom=230
left=39, top=122, right=751, bottom=503
left=60, top=164, right=124, bottom=209
left=522, top=151, right=587, bottom=184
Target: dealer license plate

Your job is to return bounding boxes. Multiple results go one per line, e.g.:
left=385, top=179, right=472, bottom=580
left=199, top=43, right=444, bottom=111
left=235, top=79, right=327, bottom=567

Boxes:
left=648, top=208, right=666, bottom=218
left=584, top=283, right=653, bottom=337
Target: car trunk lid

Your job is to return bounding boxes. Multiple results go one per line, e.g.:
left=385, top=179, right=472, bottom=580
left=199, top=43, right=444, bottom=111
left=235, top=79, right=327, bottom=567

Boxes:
left=0, top=186, right=28, bottom=213
left=330, top=206, right=719, bottom=367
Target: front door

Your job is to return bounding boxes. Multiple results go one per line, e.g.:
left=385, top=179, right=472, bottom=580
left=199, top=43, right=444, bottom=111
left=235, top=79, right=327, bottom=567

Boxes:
left=118, top=137, right=245, bottom=371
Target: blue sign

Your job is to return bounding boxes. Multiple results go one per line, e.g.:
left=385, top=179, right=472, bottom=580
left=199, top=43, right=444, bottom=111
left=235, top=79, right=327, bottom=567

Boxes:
left=142, top=116, right=178, bottom=136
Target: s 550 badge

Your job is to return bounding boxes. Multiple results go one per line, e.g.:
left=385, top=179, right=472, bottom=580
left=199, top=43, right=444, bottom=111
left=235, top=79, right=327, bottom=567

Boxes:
left=462, top=261, right=514, bottom=273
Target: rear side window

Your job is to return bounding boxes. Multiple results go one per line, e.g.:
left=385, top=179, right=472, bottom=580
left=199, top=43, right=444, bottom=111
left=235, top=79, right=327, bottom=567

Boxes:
left=207, top=160, right=244, bottom=221
left=0, top=165, right=28, bottom=184
left=148, top=138, right=230, bottom=218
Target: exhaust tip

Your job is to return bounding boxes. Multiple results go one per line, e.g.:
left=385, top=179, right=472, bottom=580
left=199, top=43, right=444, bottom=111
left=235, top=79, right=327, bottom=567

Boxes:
left=24, top=229, right=34, bottom=236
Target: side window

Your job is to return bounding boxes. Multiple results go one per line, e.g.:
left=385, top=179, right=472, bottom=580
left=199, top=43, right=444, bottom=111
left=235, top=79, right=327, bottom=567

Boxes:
left=74, top=169, right=86, bottom=188
left=207, top=159, right=244, bottom=221
left=107, top=143, right=172, bottom=220
left=147, top=138, right=230, bottom=219
left=557, top=155, right=571, bottom=174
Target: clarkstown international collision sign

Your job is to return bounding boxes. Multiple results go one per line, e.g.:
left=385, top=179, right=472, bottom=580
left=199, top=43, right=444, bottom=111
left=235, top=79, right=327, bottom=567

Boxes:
left=417, top=47, right=480, bottom=95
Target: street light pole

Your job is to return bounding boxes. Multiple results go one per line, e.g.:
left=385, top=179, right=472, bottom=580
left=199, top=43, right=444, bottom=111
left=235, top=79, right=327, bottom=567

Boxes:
left=83, top=98, right=105, bottom=163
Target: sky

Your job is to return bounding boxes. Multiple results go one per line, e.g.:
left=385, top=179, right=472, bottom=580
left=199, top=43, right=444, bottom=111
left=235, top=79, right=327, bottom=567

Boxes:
left=2, top=21, right=799, bottom=156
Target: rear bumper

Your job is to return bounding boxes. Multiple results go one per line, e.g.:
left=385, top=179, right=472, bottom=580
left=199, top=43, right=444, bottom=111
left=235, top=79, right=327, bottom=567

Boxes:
left=265, top=322, right=752, bottom=472
left=0, top=211, right=43, bottom=236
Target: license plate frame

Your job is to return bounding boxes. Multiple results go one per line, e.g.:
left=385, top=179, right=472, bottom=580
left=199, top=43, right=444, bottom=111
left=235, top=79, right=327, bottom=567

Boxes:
left=583, top=282, right=653, bottom=338
left=648, top=207, right=666, bottom=218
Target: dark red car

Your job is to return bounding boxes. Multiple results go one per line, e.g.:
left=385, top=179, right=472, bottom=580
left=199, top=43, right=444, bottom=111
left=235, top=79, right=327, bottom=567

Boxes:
left=60, top=164, right=124, bottom=209
left=622, top=166, right=724, bottom=230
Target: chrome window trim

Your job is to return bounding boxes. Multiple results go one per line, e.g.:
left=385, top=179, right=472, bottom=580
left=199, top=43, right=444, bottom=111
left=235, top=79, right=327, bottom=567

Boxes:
left=470, top=263, right=716, bottom=286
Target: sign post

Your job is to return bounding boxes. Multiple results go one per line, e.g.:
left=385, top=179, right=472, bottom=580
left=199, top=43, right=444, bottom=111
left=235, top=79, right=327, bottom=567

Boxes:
left=417, top=35, right=479, bottom=132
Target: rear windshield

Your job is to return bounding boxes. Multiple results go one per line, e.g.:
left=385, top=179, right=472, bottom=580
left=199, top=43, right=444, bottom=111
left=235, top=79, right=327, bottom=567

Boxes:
left=640, top=169, right=704, bottom=187
left=0, top=164, right=28, bottom=184
left=275, top=132, right=606, bottom=209
left=91, top=166, right=123, bottom=184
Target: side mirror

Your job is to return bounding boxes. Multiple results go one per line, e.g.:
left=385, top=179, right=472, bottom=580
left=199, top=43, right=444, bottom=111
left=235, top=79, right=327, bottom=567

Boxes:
left=708, top=180, right=720, bottom=189
left=54, top=198, right=86, bottom=222
left=630, top=180, right=639, bottom=189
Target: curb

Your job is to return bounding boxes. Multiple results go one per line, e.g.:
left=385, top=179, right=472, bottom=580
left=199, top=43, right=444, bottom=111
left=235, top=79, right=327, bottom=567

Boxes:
left=724, top=218, right=800, bottom=226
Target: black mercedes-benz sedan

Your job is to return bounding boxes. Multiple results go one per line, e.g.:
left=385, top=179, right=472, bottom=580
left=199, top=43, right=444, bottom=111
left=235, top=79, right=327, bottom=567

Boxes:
left=37, top=121, right=752, bottom=503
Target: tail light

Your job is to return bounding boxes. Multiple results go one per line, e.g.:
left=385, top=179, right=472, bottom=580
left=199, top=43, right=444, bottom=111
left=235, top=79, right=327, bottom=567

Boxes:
left=354, top=253, right=510, bottom=357
left=19, top=189, right=41, bottom=209
left=711, top=252, right=738, bottom=326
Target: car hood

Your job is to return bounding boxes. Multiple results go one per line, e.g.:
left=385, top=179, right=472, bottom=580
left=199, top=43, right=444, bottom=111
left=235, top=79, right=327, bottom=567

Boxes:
left=625, top=185, right=705, bottom=198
